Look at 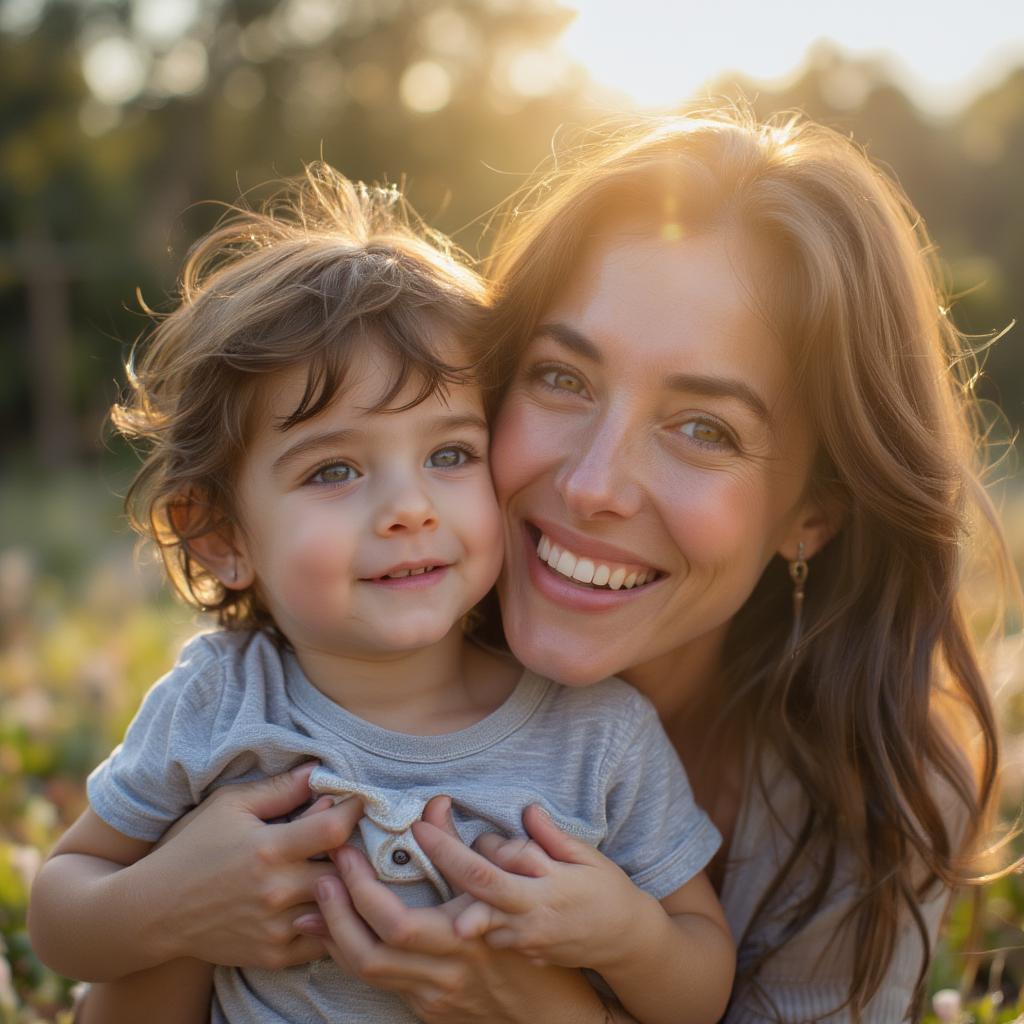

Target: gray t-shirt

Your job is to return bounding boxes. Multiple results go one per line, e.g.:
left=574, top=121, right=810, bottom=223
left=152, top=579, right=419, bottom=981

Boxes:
left=87, top=630, right=720, bottom=1024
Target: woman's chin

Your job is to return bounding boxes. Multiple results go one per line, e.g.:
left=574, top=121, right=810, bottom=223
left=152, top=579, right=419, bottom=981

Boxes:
left=507, top=627, right=621, bottom=687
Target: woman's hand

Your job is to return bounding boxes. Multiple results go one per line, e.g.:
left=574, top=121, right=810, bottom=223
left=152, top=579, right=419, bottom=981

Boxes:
left=137, top=763, right=362, bottom=969
left=312, top=797, right=613, bottom=1023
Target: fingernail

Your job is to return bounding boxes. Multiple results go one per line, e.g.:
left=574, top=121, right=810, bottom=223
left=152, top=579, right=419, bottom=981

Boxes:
left=293, top=913, right=327, bottom=934
left=316, top=878, right=335, bottom=902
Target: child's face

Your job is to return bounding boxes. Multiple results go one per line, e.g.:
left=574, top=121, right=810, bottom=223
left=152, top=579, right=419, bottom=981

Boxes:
left=228, top=341, right=502, bottom=659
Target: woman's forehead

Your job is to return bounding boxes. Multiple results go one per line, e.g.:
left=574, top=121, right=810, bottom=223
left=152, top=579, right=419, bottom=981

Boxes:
left=539, top=228, right=788, bottom=388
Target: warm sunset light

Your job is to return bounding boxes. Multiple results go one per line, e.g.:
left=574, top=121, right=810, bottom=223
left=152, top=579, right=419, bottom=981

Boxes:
left=560, top=0, right=1024, bottom=114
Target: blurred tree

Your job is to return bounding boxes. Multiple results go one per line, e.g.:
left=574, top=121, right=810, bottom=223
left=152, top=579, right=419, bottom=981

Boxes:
left=1, top=0, right=586, bottom=462
left=0, top=5, right=1021, bottom=462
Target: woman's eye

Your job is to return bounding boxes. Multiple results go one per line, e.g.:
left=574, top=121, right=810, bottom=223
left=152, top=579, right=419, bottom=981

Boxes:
left=426, top=446, right=470, bottom=469
left=679, top=419, right=732, bottom=448
left=311, top=462, right=358, bottom=485
left=539, top=368, right=587, bottom=394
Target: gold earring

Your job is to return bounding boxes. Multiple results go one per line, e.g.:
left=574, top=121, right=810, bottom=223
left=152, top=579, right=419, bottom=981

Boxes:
left=789, top=541, right=808, bottom=650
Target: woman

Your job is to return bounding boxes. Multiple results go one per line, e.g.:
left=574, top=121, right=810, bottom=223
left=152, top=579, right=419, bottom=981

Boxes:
left=77, top=109, right=1011, bottom=1022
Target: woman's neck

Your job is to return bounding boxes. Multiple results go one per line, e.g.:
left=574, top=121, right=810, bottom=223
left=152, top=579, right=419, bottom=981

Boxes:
left=623, top=623, right=745, bottom=879
left=620, top=623, right=729, bottom=726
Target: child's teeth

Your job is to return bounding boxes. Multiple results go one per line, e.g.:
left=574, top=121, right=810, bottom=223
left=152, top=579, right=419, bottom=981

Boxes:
left=572, top=558, right=595, bottom=584
left=390, top=569, right=411, bottom=578
left=410, top=568, right=426, bottom=575
left=592, top=564, right=611, bottom=587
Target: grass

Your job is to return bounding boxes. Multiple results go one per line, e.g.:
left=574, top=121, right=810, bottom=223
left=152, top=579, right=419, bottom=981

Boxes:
left=1, top=465, right=1023, bottom=1022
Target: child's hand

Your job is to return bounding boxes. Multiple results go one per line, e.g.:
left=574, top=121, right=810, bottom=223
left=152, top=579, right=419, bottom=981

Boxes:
left=412, top=802, right=664, bottom=972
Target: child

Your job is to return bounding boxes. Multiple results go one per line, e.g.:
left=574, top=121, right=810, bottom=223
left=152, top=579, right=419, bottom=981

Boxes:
left=28, top=165, right=734, bottom=1024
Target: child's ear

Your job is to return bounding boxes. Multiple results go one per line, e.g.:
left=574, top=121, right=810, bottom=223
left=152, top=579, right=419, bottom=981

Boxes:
left=169, top=498, right=255, bottom=591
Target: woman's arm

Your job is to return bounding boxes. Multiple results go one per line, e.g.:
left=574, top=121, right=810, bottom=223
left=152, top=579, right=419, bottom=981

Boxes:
left=29, top=765, right=360, bottom=979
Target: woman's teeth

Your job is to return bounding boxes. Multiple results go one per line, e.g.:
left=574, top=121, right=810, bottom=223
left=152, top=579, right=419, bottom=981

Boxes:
left=536, top=534, right=655, bottom=590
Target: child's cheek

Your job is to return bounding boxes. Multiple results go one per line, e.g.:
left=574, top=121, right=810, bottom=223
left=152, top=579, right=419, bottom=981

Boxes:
left=272, top=515, right=358, bottom=621
left=472, top=481, right=506, bottom=588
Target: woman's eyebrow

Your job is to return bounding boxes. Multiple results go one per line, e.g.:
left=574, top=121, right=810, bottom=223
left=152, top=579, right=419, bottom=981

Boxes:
left=535, top=322, right=602, bottom=362
left=664, top=372, right=772, bottom=426
left=537, top=321, right=772, bottom=427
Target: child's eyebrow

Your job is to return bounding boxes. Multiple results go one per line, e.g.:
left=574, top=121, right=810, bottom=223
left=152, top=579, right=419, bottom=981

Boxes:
left=427, top=412, right=489, bottom=435
left=271, top=429, right=358, bottom=477
left=271, top=414, right=488, bottom=477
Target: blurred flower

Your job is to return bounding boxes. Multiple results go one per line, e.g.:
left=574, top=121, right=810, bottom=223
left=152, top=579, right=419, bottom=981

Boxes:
left=0, top=548, right=34, bottom=618
left=0, top=954, right=16, bottom=1018
left=931, top=988, right=962, bottom=1023
left=9, top=845, right=42, bottom=891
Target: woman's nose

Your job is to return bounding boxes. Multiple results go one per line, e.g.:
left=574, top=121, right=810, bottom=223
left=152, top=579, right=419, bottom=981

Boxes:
left=374, top=478, right=439, bottom=536
left=554, top=419, right=644, bottom=520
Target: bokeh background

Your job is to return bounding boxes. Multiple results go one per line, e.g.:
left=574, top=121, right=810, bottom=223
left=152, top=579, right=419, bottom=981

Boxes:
left=1, top=1, right=1023, bottom=1021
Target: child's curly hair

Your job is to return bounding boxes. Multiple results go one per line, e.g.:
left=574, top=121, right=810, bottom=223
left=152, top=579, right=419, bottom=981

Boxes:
left=112, top=163, right=490, bottom=633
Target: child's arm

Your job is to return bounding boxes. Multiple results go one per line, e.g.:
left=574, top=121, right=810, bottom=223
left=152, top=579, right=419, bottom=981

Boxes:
left=75, top=960, right=214, bottom=1024
left=30, top=808, right=215, bottom=1022
left=29, top=807, right=168, bottom=981
left=411, top=804, right=735, bottom=1024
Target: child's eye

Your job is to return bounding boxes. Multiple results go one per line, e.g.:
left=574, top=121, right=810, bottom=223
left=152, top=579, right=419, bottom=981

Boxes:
left=426, top=445, right=477, bottom=469
left=309, top=462, right=360, bottom=485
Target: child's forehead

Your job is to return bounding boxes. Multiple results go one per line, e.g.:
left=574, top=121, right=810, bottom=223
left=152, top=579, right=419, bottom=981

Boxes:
left=251, top=341, right=483, bottom=439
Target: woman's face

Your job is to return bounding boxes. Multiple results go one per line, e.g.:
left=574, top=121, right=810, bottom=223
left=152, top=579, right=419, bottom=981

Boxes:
left=491, top=226, right=820, bottom=689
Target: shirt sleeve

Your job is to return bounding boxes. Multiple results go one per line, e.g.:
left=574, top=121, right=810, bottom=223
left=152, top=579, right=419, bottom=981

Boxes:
left=724, top=876, right=949, bottom=1023
left=722, top=755, right=966, bottom=1023
left=86, top=634, right=224, bottom=841
left=599, top=694, right=721, bottom=900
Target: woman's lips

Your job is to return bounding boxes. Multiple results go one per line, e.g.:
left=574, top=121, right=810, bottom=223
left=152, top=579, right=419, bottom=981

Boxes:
left=520, top=522, right=663, bottom=611
left=534, top=530, right=658, bottom=589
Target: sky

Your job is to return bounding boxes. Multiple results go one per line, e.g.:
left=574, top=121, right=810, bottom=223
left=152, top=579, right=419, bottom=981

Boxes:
left=559, top=0, right=1024, bottom=115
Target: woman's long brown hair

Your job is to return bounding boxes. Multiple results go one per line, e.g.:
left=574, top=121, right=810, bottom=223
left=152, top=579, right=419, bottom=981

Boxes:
left=483, top=108, right=1017, bottom=1020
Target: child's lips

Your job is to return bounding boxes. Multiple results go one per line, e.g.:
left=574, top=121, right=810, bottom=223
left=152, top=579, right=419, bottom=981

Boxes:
left=359, top=564, right=451, bottom=589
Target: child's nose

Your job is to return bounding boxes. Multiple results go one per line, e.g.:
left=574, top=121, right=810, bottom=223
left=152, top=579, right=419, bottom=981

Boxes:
left=374, top=486, right=439, bottom=536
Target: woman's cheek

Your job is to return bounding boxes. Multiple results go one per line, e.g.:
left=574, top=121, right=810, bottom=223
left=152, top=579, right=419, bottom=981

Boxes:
left=659, top=471, right=769, bottom=570
left=490, top=396, right=558, bottom=502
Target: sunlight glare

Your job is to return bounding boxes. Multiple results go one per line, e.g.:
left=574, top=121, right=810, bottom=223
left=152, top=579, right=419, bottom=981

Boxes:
left=560, top=0, right=1024, bottom=114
